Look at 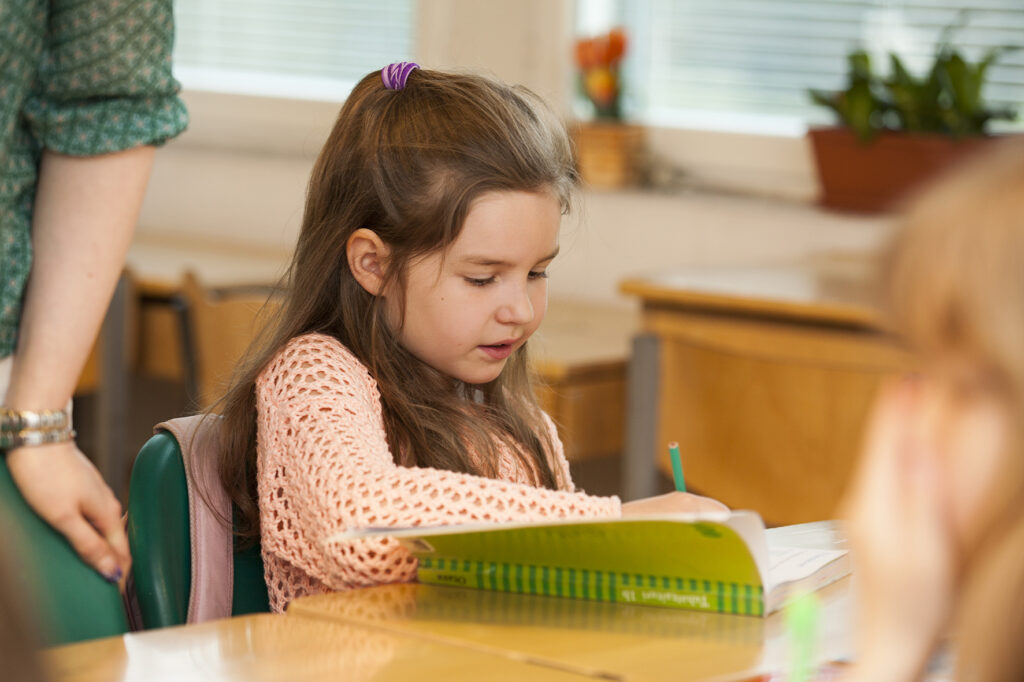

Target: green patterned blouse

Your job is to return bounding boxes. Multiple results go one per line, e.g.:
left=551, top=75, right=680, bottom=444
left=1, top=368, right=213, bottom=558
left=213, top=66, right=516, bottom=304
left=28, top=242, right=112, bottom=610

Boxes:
left=0, top=0, right=188, bottom=357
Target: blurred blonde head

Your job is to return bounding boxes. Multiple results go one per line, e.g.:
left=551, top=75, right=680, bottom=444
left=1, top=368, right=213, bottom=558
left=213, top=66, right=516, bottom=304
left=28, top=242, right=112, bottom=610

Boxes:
left=884, top=142, right=1024, bottom=401
left=883, top=139, right=1024, bottom=681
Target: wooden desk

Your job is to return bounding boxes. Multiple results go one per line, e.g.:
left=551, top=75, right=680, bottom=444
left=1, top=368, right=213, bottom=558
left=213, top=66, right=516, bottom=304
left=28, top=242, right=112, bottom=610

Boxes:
left=44, top=613, right=592, bottom=682
left=288, top=578, right=853, bottom=681
left=532, top=300, right=637, bottom=461
left=620, top=254, right=910, bottom=523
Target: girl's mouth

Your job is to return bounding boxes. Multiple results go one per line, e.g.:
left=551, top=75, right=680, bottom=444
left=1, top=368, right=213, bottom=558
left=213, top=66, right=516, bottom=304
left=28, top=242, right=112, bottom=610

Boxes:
left=478, top=343, right=514, bottom=360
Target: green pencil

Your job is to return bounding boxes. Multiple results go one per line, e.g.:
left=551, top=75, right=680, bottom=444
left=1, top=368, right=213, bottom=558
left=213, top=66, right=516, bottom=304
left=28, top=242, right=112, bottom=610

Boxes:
left=668, top=441, right=686, bottom=492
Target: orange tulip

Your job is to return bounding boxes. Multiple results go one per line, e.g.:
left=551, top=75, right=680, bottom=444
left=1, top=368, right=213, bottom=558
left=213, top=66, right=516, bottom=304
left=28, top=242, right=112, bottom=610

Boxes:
left=574, top=38, right=598, bottom=69
left=606, top=27, right=627, bottom=64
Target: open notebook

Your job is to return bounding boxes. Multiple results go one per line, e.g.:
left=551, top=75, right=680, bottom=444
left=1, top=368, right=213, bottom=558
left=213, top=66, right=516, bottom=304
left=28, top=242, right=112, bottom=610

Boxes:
left=333, top=512, right=849, bottom=616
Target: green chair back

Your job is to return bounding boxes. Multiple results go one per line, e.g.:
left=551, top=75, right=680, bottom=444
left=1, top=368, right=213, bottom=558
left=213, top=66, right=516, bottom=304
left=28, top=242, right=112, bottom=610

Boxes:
left=126, top=429, right=269, bottom=629
left=0, top=458, right=128, bottom=645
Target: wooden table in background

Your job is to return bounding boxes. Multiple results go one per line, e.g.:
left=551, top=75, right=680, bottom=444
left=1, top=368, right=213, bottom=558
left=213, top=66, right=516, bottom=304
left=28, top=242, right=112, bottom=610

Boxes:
left=620, top=254, right=910, bottom=524
left=45, top=613, right=593, bottom=682
left=532, top=300, right=637, bottom=463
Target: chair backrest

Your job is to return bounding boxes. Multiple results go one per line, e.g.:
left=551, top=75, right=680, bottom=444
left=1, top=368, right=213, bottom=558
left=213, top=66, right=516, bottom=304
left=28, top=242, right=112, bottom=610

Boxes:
left=178, top=272, right=282, bottom=410
left=126, top=415, right=269, bottom=629
left=0, top=459, right=128, bottom=645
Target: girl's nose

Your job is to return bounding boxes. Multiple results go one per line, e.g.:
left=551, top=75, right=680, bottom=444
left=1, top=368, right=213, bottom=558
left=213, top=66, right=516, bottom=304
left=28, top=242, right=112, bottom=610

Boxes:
left=496, top=285, right=534, bottom=325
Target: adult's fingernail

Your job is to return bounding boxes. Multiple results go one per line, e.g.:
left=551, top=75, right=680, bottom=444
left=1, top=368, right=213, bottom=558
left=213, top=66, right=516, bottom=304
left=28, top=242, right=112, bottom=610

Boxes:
left=103, top=567, right=123, bottom=584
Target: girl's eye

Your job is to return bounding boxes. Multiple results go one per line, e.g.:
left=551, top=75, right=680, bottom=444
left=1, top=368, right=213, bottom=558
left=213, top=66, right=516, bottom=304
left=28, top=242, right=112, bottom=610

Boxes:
left=528, top=270, right=549, bottom=280
left=465, top=276, right=495, bottom=287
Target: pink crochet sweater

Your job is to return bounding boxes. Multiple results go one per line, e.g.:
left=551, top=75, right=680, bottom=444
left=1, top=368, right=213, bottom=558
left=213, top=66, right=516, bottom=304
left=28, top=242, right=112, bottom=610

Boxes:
left=256, top=333, right=622, bottom=612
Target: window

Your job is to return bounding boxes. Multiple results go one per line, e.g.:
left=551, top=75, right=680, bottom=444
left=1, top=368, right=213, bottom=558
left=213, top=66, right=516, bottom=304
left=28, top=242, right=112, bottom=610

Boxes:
left=173, top=0, right=416, bottom=101
left=578, top=0, right=1024, bottom=136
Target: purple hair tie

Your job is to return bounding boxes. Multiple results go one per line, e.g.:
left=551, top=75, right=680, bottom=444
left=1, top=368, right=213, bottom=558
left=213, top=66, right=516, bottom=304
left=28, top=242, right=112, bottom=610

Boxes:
left=381, top=62, right=419, bottom=90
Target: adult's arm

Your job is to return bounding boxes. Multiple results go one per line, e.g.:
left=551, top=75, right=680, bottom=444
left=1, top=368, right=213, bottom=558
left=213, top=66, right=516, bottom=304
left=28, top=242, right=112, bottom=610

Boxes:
left=5, top=146, right=155, bottom=581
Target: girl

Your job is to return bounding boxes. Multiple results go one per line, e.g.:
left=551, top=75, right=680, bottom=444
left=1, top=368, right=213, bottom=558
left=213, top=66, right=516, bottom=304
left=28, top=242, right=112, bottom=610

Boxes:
left=842, top=140, right=1024, bottom=681
left=215, top=64, right=724, bottom=612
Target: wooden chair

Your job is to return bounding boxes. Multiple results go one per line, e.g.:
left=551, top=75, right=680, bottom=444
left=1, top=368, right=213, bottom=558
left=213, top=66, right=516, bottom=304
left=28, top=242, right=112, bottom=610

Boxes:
left=175, top=272, right=283, bottom=410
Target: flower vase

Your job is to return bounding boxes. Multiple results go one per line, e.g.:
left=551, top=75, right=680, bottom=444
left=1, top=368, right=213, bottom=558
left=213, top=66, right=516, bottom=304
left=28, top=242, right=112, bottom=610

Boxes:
left=573, top=122, right=644, bottom=190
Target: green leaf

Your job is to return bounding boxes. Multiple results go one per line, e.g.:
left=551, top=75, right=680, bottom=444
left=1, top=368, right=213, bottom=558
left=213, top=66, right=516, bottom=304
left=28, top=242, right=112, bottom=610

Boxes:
left=844, top=80, right=879, bottom=141
left=808, top=89, right=841, bottom=119
left=888, top=54, right=915, bottom=88
left=809, top=17, right=1019, bottom=138
left=848, top=50, right=873, bottom=80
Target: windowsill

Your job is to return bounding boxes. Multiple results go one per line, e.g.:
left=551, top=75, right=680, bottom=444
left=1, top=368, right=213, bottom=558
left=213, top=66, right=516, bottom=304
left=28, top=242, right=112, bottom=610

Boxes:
left=176, top=79, right=829, bottom=194
left=146, top=89, right=893, bottom=309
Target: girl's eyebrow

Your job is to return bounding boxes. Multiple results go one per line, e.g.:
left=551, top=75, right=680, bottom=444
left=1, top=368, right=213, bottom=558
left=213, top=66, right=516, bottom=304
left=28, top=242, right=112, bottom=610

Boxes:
left=461, top=246, right=560, bottom=267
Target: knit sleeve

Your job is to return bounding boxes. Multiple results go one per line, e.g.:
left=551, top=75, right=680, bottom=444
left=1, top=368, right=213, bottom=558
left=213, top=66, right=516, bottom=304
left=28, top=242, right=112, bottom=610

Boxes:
left=256, top=334, right=622, bottom=597
left=21, top=0, right=188, bottom=155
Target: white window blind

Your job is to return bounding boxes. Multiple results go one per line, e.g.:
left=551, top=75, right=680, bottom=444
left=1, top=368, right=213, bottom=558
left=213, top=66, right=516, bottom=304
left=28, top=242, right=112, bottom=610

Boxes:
left=172, top=0, right=415, bottom=101
left=579, top=0, right=1024, bottom=135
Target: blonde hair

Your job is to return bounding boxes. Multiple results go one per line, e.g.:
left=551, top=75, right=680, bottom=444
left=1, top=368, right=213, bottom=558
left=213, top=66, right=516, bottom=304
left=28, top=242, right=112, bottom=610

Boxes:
left=883, top=140, right=1024, bottom=680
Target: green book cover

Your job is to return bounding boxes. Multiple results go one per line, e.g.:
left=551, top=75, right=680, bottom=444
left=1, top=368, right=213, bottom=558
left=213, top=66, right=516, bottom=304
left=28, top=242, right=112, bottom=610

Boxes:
left=335, top=513, right=848, bottom=616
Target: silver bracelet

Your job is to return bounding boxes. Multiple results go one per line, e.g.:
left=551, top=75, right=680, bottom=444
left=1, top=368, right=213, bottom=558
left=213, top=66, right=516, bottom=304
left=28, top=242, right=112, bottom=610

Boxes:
left=0, top=407, right=70, bottom=432
left=0, top=408, right=75, bottom=451
left=0, top=427, right=76, bottom=450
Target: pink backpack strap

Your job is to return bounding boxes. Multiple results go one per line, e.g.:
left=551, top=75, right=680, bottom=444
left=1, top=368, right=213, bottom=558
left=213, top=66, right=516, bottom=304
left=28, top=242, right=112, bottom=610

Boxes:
left=153, top=415, right=233, bottom=623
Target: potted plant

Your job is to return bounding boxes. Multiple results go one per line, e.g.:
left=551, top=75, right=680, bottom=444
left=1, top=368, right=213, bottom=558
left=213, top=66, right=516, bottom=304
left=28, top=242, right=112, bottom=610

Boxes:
left=808, top=28, right=1018, bottom=213
left=573, top=27, right=644, bottom=189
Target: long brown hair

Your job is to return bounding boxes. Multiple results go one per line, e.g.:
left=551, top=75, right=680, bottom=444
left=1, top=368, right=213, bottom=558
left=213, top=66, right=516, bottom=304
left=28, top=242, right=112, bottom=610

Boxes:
left=215, top=68, right=579, bottom=544
left=883, top=140, right=1024, bottom=680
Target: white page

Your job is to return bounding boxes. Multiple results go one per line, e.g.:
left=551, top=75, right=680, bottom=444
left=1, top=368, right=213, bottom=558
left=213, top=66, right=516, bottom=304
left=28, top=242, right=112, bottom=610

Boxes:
left=768, top=546, right=848, bottom=588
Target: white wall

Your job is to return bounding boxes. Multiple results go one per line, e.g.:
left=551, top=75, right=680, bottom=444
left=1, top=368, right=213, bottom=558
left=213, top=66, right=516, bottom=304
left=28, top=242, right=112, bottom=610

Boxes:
left=138, top=0, right=892, bottom=307
left=555, top=191, right=889, bottom=305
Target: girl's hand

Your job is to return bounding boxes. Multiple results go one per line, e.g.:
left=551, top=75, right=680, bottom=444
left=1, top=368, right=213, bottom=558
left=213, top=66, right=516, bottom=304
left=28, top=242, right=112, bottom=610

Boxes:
left=6, top=441, right=131, bottom=583
left=622, top=491, right=729, bottom=516
left=840, top=380, right=956, bottom=682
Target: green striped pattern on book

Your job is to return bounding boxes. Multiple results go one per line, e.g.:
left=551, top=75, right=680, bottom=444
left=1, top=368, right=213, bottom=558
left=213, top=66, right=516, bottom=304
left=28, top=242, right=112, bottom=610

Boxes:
left=335, top=515, right=849, bottom=616
left=417, top=556, right=766, bottom=616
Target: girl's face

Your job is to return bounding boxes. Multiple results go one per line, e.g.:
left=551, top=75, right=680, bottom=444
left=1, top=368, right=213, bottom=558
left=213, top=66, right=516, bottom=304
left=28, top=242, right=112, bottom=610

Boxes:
left=389, top=190, right=561, bottom=385
left=917, top=356, right=1012, bottom=549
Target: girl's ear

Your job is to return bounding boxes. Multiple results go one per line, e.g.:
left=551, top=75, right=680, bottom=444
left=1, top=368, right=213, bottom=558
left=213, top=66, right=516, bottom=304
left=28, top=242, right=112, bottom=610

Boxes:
left=347, top=228, right=392, bottom=296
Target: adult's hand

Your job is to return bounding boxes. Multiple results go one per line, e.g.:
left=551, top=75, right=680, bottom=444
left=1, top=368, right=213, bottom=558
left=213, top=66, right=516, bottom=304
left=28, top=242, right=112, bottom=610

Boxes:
left=6, top=441, right=130, bottom=582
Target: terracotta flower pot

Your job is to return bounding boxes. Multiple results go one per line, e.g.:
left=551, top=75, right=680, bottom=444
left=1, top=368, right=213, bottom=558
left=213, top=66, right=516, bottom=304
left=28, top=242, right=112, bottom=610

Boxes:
left=572, top=122, right=644, bottom=189
left=808, top=127, right=996, bottom=213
